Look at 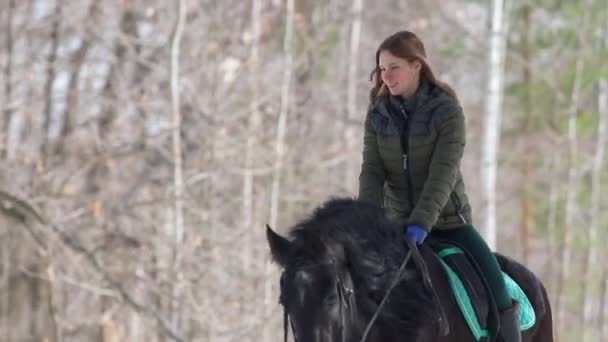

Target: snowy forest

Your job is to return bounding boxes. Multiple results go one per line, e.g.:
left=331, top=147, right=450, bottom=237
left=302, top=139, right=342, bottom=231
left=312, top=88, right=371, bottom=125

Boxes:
left=1, top=0, right=607, bottom=341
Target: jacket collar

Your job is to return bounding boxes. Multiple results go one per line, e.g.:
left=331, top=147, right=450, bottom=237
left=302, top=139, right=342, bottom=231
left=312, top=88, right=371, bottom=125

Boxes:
left=373, top=78, right=434, bottom=119
left=393, top=78, right=431, bottom=114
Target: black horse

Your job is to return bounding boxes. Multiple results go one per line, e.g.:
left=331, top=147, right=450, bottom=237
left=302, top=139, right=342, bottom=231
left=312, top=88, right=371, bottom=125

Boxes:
left=266, top=198, right=553, bottom=342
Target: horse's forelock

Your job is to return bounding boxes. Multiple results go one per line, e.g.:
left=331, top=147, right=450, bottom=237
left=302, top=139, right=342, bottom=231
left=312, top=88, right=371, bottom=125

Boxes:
left=286, top=199, right=405, bottom=288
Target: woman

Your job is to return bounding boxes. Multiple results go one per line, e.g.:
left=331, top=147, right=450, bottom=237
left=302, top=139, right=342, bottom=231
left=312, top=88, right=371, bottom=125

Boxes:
left=358, top=30, right=520, bottom=342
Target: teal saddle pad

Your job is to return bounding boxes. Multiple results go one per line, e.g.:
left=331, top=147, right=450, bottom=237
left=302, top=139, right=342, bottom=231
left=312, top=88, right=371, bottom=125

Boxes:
left=438, top=247, right=536, bottom=340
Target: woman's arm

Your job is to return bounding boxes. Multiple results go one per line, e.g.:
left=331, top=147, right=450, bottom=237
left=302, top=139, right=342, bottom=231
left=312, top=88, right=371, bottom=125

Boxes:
left=407, top=107, right=466, bottom=229
left=358, top=112, right=386, bottom=206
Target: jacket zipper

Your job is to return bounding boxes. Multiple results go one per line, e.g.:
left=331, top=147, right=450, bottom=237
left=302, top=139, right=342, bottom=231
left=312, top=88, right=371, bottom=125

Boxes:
left=399, top=105, right=415, bottom=208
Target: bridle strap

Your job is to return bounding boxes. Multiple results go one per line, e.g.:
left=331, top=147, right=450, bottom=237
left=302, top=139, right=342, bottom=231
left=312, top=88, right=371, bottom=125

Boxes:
left=282, top=241, right=449, bottom=342
left=337, top=272, right=353, bottom=342
left=283, top=309, right=289, bottom=342
left=338, top=279, right=345, bottom=342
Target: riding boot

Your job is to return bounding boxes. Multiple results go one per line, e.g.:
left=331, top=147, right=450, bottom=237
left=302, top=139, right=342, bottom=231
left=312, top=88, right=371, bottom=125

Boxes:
left=498, top=300, right=522, bottom=342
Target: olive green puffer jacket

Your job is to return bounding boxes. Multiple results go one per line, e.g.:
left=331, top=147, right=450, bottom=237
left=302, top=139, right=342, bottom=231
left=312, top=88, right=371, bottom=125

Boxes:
left=358, top=80, right=472, bottom=231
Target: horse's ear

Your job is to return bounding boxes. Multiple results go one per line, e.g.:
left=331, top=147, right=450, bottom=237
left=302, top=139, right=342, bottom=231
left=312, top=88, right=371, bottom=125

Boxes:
left=266, top=224, right=291, bottom=266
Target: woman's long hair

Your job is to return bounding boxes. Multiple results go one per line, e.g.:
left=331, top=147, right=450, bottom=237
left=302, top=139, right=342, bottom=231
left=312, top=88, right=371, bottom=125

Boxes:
left=369, top=31, right=458, bottom=108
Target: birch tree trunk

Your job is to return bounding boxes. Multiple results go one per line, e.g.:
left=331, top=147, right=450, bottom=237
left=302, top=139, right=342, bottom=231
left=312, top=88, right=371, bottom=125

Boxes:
left=596, top=6, right=608, bottom=338
left=44, top=260, right=60, bottom=342
left=519, top=3, right=533, bottom=263
left=242, top=0, right=262, bottom=332
left=556, top=0, right=592, bottom=327
left=481, top=0, right=510, bottom=249
left=545, top=152, right=560, bottom=296
left=2, top=0, right=15, bottom=158
left=332, top=21, right=350, bottom=192
left=269, top=0, right=294, bottom=231
left=599, top=117, right=608, bottom=337
left=169, top=0, right=187, bottom=332
left=266, top=0, right=294, bottom=340
left=581, top=70, right=606, bottom=340
left=41, top=0, right=62, bottom=164
left=1, top=232, right=9, bottom=341
left=89, top=9, right=137, bottom=195
left=581, top=9, right=608, bottom=340
left=206, top=142, right=219, bottom=342
left=344, top=0, right=363, bottom=194
left=56, top=2, right=97, bottom=155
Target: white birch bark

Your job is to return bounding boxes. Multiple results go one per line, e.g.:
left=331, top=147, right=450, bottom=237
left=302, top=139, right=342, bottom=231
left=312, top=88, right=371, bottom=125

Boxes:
left=45, top=261, right=61, bottom=342
left=2, top=0, right=16, bottom=159
left=1, top=231, right=9, bottom=341
left=520, top=3, right=532, bottom=263
left=269, top=1, right=294, bottom=230
left=546, top=152, right=560, bottom=296
left=599, top=85, right=608, bottom=339
left=41, top=0, right=62, bottom=162
left=597, top=8, right=608, bottom=339
left=481, top=0, right=510, bottom=249
left=581, top=13, right=607, bottom=340
left=582, top=72, right=607, bottom=340
left=242, top=0, right=263, bottom=334
left=169, top=0, right=187, bottom=332
left=1, top=0, right=15, bottom=328
left=244, top=0, right=263, bottom=275
left=556, top=0, right=592, bottom=327
left=344, top=0, right=363, bottom=194
left=266, top=0, right=294, bottom=340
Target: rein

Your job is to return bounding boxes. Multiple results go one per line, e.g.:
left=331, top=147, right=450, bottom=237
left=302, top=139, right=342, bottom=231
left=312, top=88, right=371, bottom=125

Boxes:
left=282, top=239, right=450, bottom=342
left=359, top=246, right=413, bottom=341
left=361, top=240, right=449, bottom=340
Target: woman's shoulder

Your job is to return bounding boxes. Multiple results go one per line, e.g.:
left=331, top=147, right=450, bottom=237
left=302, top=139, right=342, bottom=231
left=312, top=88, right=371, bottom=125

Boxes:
left=424, top=85, right=463, bottom=120
left=366, top=96, right=401, bottom=136
left=369, top=95, right=401, bottom=116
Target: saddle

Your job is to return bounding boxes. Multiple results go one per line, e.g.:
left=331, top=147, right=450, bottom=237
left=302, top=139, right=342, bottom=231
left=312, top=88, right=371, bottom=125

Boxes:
left=427, top=239, right=535, bottom=341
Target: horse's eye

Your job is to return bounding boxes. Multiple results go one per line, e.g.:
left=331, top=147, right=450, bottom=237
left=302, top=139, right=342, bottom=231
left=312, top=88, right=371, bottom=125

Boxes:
left=325, top=293, right=339, bottom=306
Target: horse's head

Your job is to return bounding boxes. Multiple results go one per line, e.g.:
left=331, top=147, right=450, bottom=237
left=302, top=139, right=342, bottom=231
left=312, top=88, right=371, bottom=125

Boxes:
left=265, top=198, right=448, bottom=342
left=267, top=225, right=362, bottom=342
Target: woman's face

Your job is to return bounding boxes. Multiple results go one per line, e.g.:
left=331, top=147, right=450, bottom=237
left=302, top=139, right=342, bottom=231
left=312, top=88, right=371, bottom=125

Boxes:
left=378, top=50, right=421, bottom=98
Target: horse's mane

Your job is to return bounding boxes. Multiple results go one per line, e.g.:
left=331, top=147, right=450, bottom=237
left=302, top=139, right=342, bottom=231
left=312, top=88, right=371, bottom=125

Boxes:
left=286, top=198, right=437, bottom=333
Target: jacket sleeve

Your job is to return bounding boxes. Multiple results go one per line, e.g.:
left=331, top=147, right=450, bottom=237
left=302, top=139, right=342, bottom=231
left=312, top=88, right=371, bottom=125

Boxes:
left=407, top=107, right=465, bottom=230
left=358, top=112, right=385, bottom=206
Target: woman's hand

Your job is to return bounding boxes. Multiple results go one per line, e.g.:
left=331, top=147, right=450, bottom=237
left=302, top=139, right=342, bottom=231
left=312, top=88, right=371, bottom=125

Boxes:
left=404, top=224, right=428, bottom=244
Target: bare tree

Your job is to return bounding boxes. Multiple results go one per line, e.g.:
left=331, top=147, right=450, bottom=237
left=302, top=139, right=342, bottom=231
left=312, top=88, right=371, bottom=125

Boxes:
left=242, top=0, right=264, bottom=333
left=344, top=0, right=364, bottom=193
left=580, top=6, right=608, bottom=339
left=2, top=0, right=16, bottom=159
left=56, top=2, right=98, bottom=156
left=481, top=0, right=511, bottom=249
left=556, top=0, right=592, bottom=328
left=268, top=0, right=294, bottom=250
left=544, top=151, right=561, bottom=297
left=596, top=5, right=608, bottom=339
left=581, top=57, right=607, bottom=342
left=169, top=0, right=187, bottom=332
left=266, top=0, right=295, bottom=340
left=519, top=3, right=533, bottom=263
left=41, top=0, right=62, bottom=163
